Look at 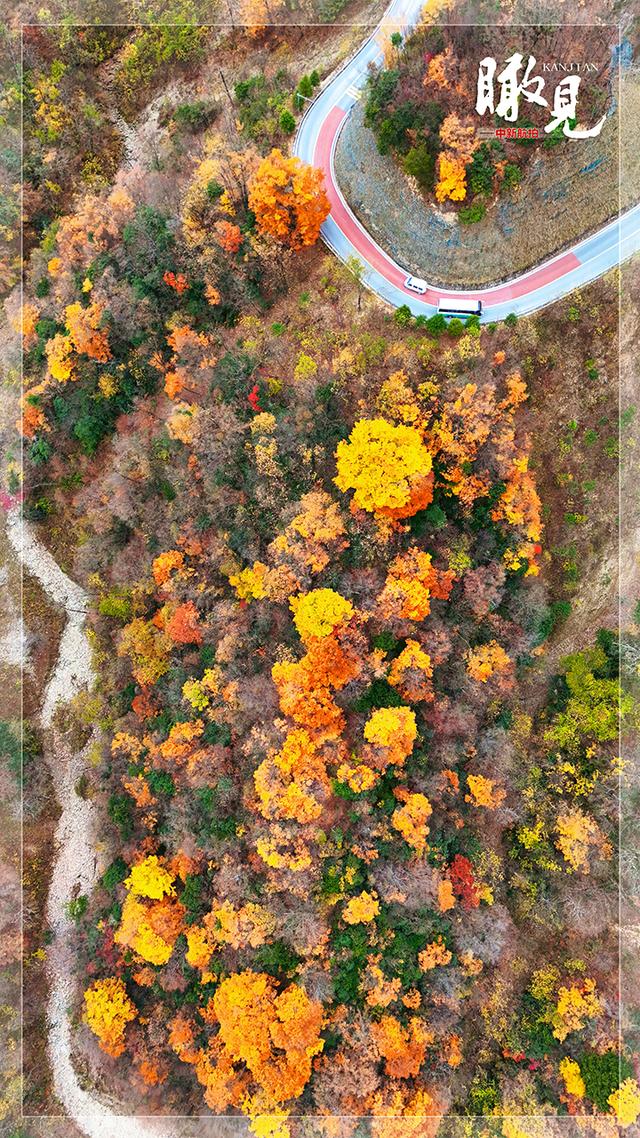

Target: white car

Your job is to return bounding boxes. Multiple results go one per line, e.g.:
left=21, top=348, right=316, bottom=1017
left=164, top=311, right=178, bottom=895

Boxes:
left=404, top=275, right=428, bottom=294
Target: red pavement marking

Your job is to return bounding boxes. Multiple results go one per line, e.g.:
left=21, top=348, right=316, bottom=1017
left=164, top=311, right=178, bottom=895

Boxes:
left=314, top=105, right=583, bottom=305
left=314, top=107, right=415, bottom=292
left=477, top=250, right=582, bottom=304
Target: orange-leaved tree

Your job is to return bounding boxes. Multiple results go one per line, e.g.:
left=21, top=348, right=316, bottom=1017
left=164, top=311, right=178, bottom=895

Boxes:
left=192, top=970, right=324, bottom=1109
left=248, top=149, right=330, bottom=250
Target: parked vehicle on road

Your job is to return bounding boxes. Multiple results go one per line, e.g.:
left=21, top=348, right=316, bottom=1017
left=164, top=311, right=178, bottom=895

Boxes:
left=437, top=297, right=482, bottom=317
left=404, top=275, right=428, bottom=294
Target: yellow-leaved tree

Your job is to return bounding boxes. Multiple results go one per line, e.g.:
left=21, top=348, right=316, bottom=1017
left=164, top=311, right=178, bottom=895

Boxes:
left=83, top=977, right=137, bottom=1057
left=435, top=153, right=467, bottom=203
left=334, top=418, right=434, bottom=519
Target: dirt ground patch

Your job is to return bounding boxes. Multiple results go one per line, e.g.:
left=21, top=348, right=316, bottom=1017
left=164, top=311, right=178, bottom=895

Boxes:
left=0, top=530, right=66, bottom=1120
left=503, top=271, right=625, bottom=695
left=334, top=97, right=623, bottom=287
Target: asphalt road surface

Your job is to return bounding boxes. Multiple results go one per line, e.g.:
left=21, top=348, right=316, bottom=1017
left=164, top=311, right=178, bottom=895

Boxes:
left=293, top=0, right=640, bottom=321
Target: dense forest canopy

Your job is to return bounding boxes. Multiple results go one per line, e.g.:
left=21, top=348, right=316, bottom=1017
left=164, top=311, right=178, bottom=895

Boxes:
left=3, top=7, right=638, bottom=1137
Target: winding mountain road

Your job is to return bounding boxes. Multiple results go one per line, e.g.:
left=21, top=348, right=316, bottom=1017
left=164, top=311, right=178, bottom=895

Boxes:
left=293, top=0, right=640, bottom=320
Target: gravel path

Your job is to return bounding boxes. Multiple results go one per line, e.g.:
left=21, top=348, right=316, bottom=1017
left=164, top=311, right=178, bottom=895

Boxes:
left=334, top=99, right=620, bottom=288
left=7, top=509, right=198, bottom=1137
